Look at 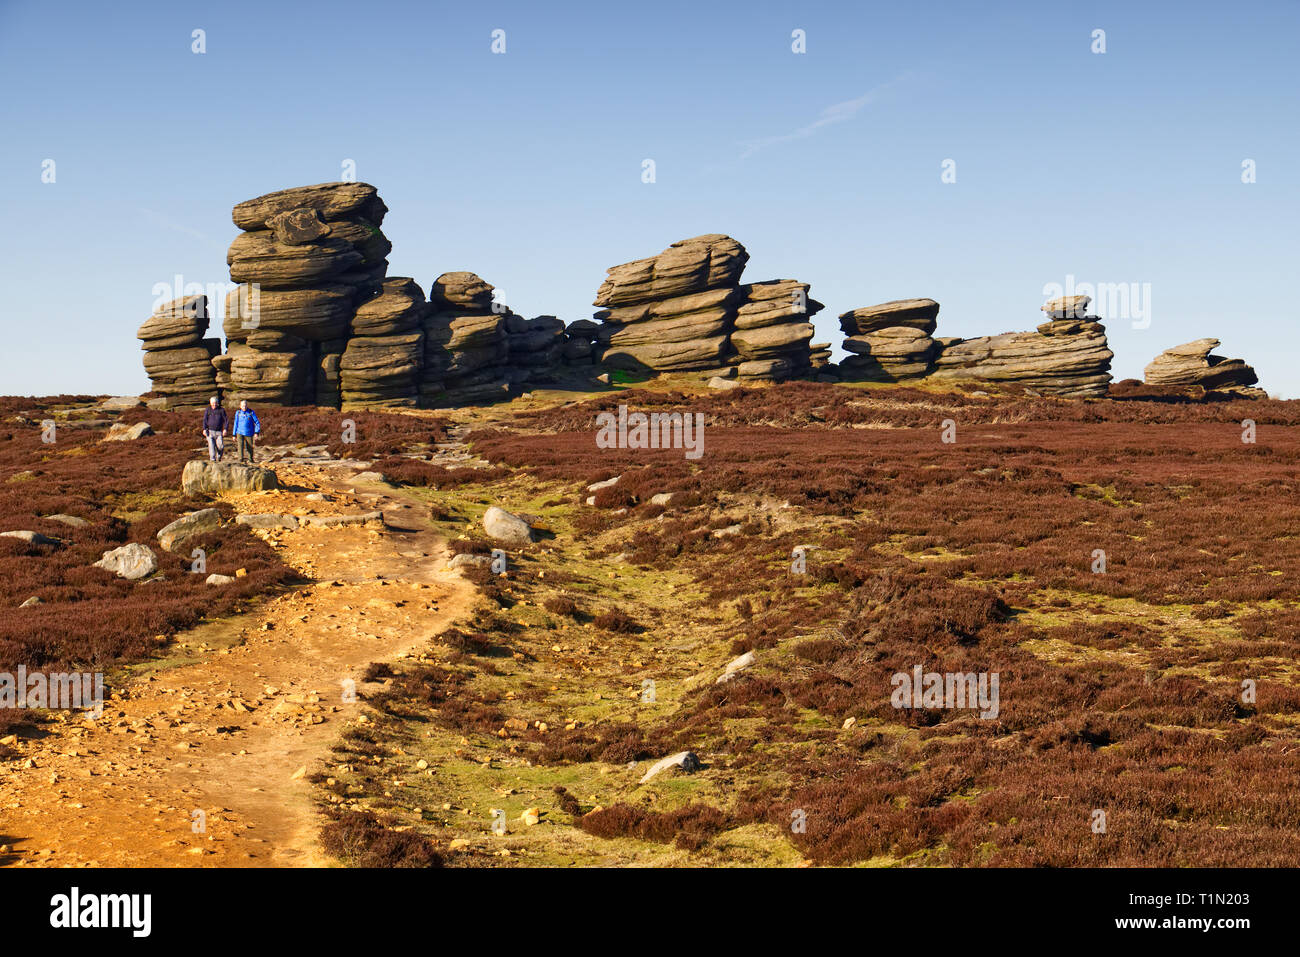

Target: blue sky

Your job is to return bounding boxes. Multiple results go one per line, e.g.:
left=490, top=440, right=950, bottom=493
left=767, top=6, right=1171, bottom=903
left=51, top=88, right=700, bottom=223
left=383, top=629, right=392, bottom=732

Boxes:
left=1, top=0, right=1297, bottom=396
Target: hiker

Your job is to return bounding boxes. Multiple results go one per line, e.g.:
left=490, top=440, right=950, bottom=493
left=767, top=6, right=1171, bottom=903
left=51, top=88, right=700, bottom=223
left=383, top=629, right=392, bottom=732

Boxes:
left=201, top=396, right=227, bottom=462
left=232, top=399, right=262, bottom=463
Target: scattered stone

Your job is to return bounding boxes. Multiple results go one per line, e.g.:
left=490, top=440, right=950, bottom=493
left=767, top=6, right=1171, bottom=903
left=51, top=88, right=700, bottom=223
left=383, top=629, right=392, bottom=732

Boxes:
left=707, top=376, right=741, bottom=390
left=103, top=422, right=155, bottom=442
left=482, top=506, right=535, bottom=545
left=205, top=574, right=236, bottom=586
left=639, top=750, right=701, bottom=784
left=587, top=476, right=620, bottom=493
left=715, top=651, right=756, bottom=684
left=19, top=596, right=42, bottom=608
left=447, top=553, right=492, bottom=570
left=99, top=396, right=144, bottom=411
left=0, top=530, right=61, bottom=547
left=299, top=511, right=384, bottom=528
left=156, top=508, right=223, bottom=552
left=93, top=543, right=158, bottom=580
left=235, top=513, right=300, bottom=530
left=44, top=514, right=90, bottom=528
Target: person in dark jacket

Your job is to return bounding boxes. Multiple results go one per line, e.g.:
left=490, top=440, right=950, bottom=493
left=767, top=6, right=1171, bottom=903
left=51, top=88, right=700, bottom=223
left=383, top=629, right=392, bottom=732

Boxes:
left=232, top=400, right=262, bottom=463
left=202, top=396, right=227, bottom=462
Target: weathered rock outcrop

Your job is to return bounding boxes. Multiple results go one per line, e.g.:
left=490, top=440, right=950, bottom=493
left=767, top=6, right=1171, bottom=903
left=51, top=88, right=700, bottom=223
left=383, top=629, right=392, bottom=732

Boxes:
left=593, top=235, right=819, bottom=380
left=1144, top=339, right=1264, bottom=396
left=340, top=278, right=427, bottom=408
left=731, top=280, right=824, bottom=381
left=218, top=182, right=393, bottom=406
left=421, top=271, right=514, bottom=406
left=929, top=302, right=1113, bottom=397
left=838, top=299, right=940, bottom=382
left=138, top=295, right=220, bottom=408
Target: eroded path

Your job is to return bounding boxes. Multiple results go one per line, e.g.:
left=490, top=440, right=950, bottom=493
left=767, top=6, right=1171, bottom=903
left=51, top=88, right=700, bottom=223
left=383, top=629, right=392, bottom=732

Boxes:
left=0, top=456, right=476, bottom=867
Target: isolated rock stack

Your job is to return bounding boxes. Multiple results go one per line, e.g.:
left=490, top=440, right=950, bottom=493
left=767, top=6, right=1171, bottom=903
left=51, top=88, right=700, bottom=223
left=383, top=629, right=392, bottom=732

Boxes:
left=138, top=295, right=220, bottom=407
left=838, top=298, right=940, bottom=381
left=593, top=235, right=750, bottom=373
left=1144, top=339, right=1264, bottom=397
left=219, top=182, right=393, bottom=405
left=730, top=280, right=824, bottom=381
left=421, top=271, right=513, bottom=406
left=929, top=295, right=1113, bottom=397
left=340, top=277, right=427, bottom=408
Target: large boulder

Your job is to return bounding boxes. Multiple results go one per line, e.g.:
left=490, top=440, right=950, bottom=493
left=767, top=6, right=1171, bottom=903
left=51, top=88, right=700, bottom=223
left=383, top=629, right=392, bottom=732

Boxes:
left=231, top=182, right=388, bottom=231
left=93, top=543, right=158, bottom=580
left=839, top=299, right=940, bottom=336
left=181, top=460, right=279, bottom=497
left=157, top=508, right=224, bottom=552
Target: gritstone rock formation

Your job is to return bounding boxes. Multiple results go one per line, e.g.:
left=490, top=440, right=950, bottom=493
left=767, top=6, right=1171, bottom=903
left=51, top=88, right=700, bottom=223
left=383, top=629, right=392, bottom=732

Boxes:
left=219, top=182, right=392, bottom=407
left=731, top=280, right=824, bottom=381
left=927, top=295, right=1113, bottom=397
left=340, top=277, right=426, bottom=408
left=838, top=298, right=940, bottom=382
left=421, top=271, right=514, bottom=407
left=138, top=295, right=220, bottom=408
left=593, top=234, right=819, bottom=381
left=1144, top=339, right=1265, bottom=397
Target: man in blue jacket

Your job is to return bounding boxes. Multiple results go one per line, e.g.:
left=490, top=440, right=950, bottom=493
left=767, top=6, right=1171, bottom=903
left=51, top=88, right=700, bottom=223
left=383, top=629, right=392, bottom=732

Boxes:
left=232, top=399, right=262, bottom=464
left=201, top=396, right=227, bottom=462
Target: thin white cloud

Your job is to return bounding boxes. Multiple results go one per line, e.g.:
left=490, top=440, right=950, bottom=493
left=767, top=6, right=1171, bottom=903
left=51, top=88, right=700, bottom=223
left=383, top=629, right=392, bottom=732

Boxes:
left=738, top=74, right=911, bottom=160
left=138, top=207, right=225, bottom=251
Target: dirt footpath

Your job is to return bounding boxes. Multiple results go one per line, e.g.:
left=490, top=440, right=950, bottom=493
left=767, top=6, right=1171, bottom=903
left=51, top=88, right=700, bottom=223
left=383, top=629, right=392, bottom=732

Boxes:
left=0, top=460, right=475, bottom=868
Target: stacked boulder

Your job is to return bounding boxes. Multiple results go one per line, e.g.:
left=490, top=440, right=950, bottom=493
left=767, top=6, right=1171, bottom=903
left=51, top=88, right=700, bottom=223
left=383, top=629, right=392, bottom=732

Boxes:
left=220, top=182, right=392, bottom=405
left=838, top=299, right=940, bottom=382
left=340, top=278, right=427, bottom=408
left=1144, top=339, right=1264, bottom=397
left=421, top=272, right=513, bottom=406
left=928, top=295, right=1113, bottom=397
left=730, top=280, right=824, bottom=381
left=593, top=235, right=749, bottom=373
left=138, top=295, right=220, bottom=408
left=505, top=315, right=566, bottom=380
left=561, top=320, right=600, bottom=366
left=591, top=234, right=822, bottom=381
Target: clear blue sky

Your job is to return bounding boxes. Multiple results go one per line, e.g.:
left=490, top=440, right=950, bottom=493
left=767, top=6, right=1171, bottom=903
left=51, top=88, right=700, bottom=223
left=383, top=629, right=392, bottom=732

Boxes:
left=1, top=0, right=1296, bottom=396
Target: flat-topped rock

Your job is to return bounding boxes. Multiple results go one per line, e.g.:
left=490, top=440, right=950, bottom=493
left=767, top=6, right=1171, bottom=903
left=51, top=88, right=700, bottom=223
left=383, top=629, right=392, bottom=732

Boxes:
left=231, top=182, right=387, bottom=231
left=839, top=299, right=940, bottom=336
